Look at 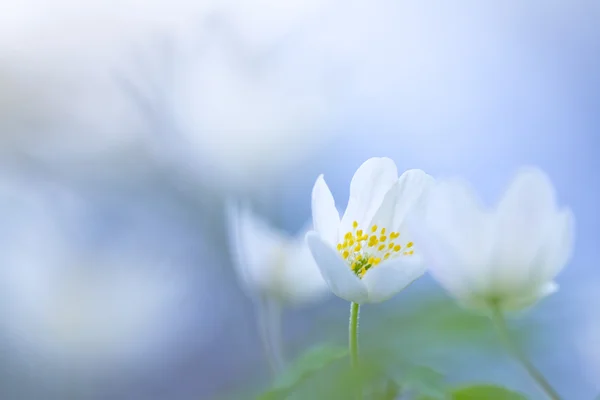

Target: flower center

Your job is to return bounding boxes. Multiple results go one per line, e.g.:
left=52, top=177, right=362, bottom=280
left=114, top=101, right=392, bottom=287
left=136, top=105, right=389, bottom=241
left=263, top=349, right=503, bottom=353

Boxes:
left=336, top=220, right=414, bottom=278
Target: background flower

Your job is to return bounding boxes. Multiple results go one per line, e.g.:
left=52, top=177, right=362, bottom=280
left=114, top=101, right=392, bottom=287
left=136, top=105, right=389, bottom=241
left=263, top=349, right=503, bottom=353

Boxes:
left=0, top=177, right=221, bottom=399
left=412, top=167, right=574, bottom=311
left=227, top=202, right=328, bottom=306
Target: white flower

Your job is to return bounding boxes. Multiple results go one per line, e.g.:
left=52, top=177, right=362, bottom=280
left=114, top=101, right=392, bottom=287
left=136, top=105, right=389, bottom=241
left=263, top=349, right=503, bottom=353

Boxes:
left=0, top=179, right=214, bottom=376
left=307, top=157, right=434, bottom=304
left=227, top=202, right=329, bottom=305
left=412, top=167, right=574, bottom=311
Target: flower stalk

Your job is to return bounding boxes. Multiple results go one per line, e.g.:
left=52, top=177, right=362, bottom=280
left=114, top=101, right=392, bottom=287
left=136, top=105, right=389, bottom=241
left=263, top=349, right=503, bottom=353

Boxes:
left=489, top=301, right=562, bottom=400
left=349, top=302, right=362, bottom=399
left=349, top=302, right=360, bottom=368
left=257, top=296, right=284, bottom=376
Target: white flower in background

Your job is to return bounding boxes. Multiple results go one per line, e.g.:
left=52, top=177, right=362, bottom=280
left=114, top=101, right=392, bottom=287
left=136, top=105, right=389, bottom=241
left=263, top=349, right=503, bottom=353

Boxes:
left=2, top=257, right=190, bottom=372
left=0, top=179, right=211, bottom=376
left=0, top=0, right=335, bottom=187
left=227, top=202, right=328, bottom=305
left=412, top=167, right=574, bottom=311
left=307, top=157, right=434, bottom=304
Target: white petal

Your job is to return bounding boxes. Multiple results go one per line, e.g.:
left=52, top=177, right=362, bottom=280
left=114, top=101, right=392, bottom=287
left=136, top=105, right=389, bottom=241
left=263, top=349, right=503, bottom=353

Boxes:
left=528, top=209, right=575, bottom=287
left=369, top=169, right=435, bottom=232
left=305, top=232, right=368, bottom=303
left=418, top=178, right=495, bottom=295
left=408, top=222, right=475, bottom=302
left=501, top=282, right=559, bottom=311
left=490, top=167, right=559, bottom=293
left=279, top=232, right=329, bottom=305
left=225, top=201, right=284, bottom=295
left=311, top=175, right=340, bottom=245
left=361, top=256, right=427, bottom=303
left=339, top=157, right=398, bottom=237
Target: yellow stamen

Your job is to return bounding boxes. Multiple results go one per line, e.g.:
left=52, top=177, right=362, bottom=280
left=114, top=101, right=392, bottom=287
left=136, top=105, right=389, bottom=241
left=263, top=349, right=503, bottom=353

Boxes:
left=336, top=222, right=415, bottom=279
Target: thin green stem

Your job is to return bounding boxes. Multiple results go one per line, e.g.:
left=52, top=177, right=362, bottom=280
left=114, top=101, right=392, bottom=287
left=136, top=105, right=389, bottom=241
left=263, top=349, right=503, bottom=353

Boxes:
left=489, top=302, right=562, bottom=400
left=349, top=302, right=360, bottom=368
left=349, top=302, right=362, bottom=400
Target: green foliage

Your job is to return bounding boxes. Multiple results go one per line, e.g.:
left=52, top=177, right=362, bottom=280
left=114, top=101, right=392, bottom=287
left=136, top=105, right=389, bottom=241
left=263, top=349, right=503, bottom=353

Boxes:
left=255, top=343, right=455, bottom=400
left=228, top=294, right=541, bottom=399
left=445, top=385, right=527, bottom=400
left=257, top=345, right=348, bottom=400
left=398, top=365, right=449, bottom=399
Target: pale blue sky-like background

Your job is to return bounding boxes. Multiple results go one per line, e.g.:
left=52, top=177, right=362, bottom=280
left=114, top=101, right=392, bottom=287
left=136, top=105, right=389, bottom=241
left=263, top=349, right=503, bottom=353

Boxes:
left=0, top=0, right=598, bottom=399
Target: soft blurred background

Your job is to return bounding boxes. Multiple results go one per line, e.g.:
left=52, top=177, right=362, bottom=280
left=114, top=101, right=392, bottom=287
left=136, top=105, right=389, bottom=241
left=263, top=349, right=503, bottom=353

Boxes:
left=0, top=0, right=598, bottom=399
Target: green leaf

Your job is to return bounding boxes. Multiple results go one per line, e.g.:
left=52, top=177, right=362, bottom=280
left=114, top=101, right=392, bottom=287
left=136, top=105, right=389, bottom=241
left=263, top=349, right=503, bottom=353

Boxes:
left=449, top=385, right=528, bottom=400
left=257, top=345, right=348, bottom=400
left=399, top=365, right=449, bottom=400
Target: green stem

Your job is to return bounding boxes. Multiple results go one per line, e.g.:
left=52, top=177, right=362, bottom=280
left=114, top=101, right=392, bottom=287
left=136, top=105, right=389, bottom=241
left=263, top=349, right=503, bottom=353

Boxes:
left=349, top=302, right=360, bottom=368
left=349, top=302, right=362, bottom=399
left=489, top=302, right=562, bottom=400
left=258, top=296, right=284, bottom=376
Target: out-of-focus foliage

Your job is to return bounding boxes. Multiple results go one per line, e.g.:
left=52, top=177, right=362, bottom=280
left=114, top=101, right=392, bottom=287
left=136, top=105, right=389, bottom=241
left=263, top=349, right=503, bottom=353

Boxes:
left=257, top=345, right=347, bottom=400
left=221, top=294, right=536, bottom=399
left=438, top=385, right=527, bottom=399
left=253, top=347, right=528, bottom=399
left=401, top=366, right=448, bottom=399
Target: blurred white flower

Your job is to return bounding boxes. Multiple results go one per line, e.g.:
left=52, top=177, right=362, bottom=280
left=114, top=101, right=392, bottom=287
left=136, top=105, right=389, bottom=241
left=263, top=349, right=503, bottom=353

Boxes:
left=307, top=157, right=433, bottom=304
left=0, top=179, right=211, bottom=376
left=0, top=0, right=338, bottom=186
left=412, top=167, right=574, bottom=311
left=227, top=202, right=328, bottom=305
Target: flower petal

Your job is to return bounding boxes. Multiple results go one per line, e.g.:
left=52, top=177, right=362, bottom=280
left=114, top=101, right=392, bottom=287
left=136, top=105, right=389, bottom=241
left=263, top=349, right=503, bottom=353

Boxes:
left=500, top=282, right=559, bottom=311
left=361, top=256, right=427, bottom=303
left=498, top=209, right=572, bottom=302
left=279, top=231, right=329, bottom=305
left=339, top=157, right=398, bottom=237
left=531, top=208, right=575, bottom=286
left=225, top=201, right=285, bottom=295
left=311, top=175, right=340, bottom=245
left=369, top=169, right=434, bottom=231
left=407, top=222, right=474, bottom=303
left=305, top=231, right=368, bottom=303
left=415, top=178, right=495, bottom=296
left=490, top=167, right=559, bottom=293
